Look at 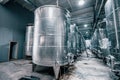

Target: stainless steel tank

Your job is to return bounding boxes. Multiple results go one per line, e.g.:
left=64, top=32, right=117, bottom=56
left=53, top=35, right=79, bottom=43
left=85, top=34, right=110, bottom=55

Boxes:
left=69, top=24, right=77, bottom=54
left=33, top=5, right=70, bottom=78
left=25, top=25, right=34, bottom=56
left=75, top=26, right=81, bottom=53
left=105, top=0, right=120, bottom=61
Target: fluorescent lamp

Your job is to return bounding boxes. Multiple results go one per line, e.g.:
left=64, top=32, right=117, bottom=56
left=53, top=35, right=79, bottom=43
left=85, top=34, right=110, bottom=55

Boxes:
left=84, top=24, right=88, bottom=27
left=0, top=0, right=3, bottom=2
left=79, top=0, right=85, bottom=5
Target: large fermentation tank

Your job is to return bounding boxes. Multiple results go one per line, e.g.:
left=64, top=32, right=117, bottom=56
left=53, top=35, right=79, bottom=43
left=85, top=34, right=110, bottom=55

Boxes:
left=33, top=5, right=70, bottom=78
left=25, top=25, right=34, bottom=57
left=75, top=26, right=82, bottom=53
left=105, top=0, right=120, bottom=60
left=91, top=29, right=100, bottom=50
left=68, top=24, right=81, bottom=55
left=68, top=24, right=77, bottom=54
left=98, top=25, right=110, bottom=58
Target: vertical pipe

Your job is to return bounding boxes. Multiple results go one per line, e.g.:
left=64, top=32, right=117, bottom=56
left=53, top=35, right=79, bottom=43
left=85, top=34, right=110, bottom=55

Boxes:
left=95, top=0, right=98, bottom=10
left=112, top=0, right=119, bottom=49
left=97, top=28, right=99, bottom=54
left=93, top=0, right=105, bottom=30
left=56, top=0, right=59, bottom=7
left=97, top=0, right=104, bottom=17
left=66, top=0, right=73, bottom=10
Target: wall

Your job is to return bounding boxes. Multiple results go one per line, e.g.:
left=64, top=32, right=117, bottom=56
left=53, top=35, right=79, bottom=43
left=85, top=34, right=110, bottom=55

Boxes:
left=0, top=1, right=34, bottom=62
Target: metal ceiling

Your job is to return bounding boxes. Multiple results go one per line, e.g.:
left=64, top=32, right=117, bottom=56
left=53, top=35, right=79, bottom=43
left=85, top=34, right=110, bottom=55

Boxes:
left=4, top=0, right=96, bottom=39
left=17, top=0, right=95, bottom=39
left=15, top=0, right=95, bottom=20
left=0, top=0, right=9, bottom=4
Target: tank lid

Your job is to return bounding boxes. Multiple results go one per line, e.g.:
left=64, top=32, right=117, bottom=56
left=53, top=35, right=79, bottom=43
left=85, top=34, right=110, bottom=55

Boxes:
left=35, top=5, right=69, bottom=13
left=40, top=5, right=61, bottom=8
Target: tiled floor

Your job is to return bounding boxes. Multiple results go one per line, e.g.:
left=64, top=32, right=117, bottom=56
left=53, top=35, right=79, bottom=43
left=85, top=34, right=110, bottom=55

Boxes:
left=0, top=50, right=117, bottom=80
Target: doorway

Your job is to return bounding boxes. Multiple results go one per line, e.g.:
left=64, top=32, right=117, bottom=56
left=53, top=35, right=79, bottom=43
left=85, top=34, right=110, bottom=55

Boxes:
left=8, top=42, right=18, bottom=61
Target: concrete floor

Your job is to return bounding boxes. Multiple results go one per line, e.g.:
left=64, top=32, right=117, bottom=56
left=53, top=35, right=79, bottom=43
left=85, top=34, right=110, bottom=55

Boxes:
left=0, top=60, right=54, bottom=80
left=60, top=50, right=117, bottom=80
left=0, top=50, right=117, bottom=80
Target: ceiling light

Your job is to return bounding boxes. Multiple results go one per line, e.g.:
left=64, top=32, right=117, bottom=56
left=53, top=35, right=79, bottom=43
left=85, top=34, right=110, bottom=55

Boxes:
left=0, top=0, right=9, bottom=4
left=79, top=0, right=85, bottom=5
left=0, top=0, right=3, bottom=2
left=84, top=24, right=88, bottom=27
left=24, top=0, right=27, bottom=2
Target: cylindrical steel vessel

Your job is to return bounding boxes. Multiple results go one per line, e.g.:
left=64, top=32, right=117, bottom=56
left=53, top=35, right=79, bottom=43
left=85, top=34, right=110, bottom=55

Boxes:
left=33, top=5, right=70, bottom=67
left=68, top=24, right=77, bottom=54
left=105, top=0, right=120, bottom=61
left=25, top=25, right=34, bottom=56
left=105, top=0, right=120, bottom=53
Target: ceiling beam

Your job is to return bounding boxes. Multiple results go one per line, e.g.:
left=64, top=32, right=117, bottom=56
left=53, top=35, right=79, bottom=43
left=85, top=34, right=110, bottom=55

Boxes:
left=71, top=12, right=94, bottom=19
left=0, top=0, right=9, bottom=4
left=71, top=7, right=93, bottom=16
left=66, top=0, right=73, bottom=10
left=71, top=17, right=93, bottom=24
left=15, top=0, right=36, bottom=11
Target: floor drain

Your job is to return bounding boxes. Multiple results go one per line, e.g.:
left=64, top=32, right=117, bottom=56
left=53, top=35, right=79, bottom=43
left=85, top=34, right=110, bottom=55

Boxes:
left=19, top=76, right=40, bottom=80
left=84, top=63, right=88, bottom=65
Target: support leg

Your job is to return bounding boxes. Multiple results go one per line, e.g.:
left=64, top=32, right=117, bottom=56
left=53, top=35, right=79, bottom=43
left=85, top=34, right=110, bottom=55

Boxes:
left=53, top=65, right=60, bottom=79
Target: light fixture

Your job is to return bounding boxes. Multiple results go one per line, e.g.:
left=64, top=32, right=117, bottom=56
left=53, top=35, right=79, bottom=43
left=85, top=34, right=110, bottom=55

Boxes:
left=86, top=32, right=88, bottom=33
left=24, top=0, right=30, bottom=4
left=0, top=0, right=9, bottom=4
left=24, top=0, right=27, bottom=2
left=0, top=0, right=3, bottom=2
left=79, top=0, right=85, bottom=5
left=84, top=24, right=88, bottom=27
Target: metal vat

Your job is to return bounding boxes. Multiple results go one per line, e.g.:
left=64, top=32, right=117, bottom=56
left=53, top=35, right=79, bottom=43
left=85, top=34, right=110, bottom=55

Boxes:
left=25, top=25, right=34, bottom=56
left=105, top=0, right=120, bottom=61
left=33, top=5, right=70, bottom=78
